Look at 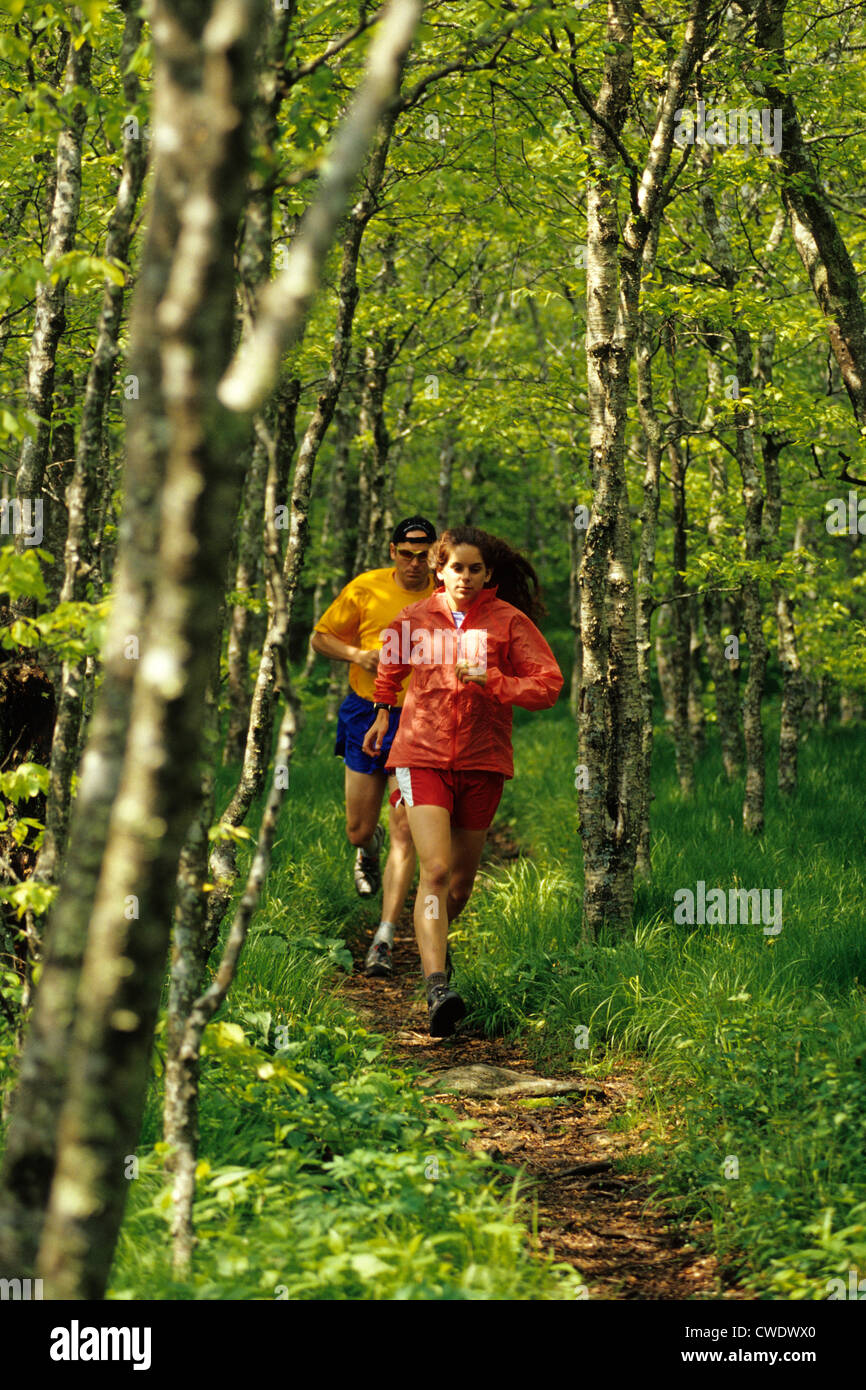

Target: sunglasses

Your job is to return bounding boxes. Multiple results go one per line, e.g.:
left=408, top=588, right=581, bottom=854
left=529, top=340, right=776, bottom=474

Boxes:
left=396, top=548, right=430, bottom=561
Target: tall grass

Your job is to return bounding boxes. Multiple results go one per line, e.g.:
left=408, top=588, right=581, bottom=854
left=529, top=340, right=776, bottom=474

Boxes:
left=108, top=707, right=584, bottom=1300
left=457, top=706, right=866, bottom=1298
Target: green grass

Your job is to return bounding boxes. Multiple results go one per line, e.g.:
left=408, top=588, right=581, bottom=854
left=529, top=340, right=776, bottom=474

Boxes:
left=455, top=705, right=866, bottom=1299
left=106, top=712, right=585, bottom=1300
left=6, top=684, right=864, bottom=1300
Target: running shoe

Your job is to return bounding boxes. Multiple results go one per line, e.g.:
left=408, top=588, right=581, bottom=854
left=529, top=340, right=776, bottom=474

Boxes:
left=365, top=939, right=393, bottom=977
left=353, top=823, right=384, bottom=897
left=427, top=982, right=466, bottom=1038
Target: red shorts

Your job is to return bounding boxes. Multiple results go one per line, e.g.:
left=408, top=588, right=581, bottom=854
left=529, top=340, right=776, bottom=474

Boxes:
left=389, top=767, right=504, bottom=830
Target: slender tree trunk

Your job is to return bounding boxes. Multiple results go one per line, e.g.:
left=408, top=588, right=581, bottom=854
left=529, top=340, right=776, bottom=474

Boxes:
left=359, top=332, right=397, bottom=569
left=757, top=310, right=806, bottom=795
left=577, top=0, right=637, bottom=936
left=0, top=13, right=173, bottom=1277
left=655, top=601, right=676, bottom=727
left=29, top=0, right=267, bottom=1299
left=223, top=0, right=294, bottom=765
left=750, top=0, right=866, bottom=430
left=664, top=326, right=694, bottom=797
left=172, top=454, right=300, bottom=1271
left=164, top=627, right=223, bottom=1274
left=384, top=360, right=414, bottom=536
left=14, top=23, right=91, bottom=589
left=688, top=598, right=705, bottom=757
left=733, top=325, right=768, bottom=833
left=576, top=0, right=709, bottom=934
left=568, top=499, right=584, bottom=722
left=436, top=432, right=454, bottom=533
left=840, top=691, right=863, bottom=724
left=224, top=436, right=268, bottom=763
left=43, top=366, right=75, bottom=614
left=33, top=0, right=147, bottom=888
left=700, top=153, right=766, bottom=831
left=701, top=352, right=743, bottom=779
left=634, top=251, right=663, bottom=875
left=202, top=377, right=299, bottom=954
left=303, top=393, right=355, bottom=678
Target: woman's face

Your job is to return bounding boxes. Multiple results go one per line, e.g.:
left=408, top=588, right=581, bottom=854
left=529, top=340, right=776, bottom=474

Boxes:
left=437, top=544, right=492, bottom=609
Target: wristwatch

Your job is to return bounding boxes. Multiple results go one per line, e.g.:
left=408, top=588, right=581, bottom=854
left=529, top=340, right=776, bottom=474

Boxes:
left=372, top=702, right=392, bottom=715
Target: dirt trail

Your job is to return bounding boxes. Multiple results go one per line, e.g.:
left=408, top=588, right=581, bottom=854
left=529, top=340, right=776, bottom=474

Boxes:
left=338, top=835, right=743, bottom=1301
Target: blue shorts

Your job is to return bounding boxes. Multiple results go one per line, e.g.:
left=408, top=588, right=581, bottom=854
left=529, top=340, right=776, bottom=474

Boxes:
left=335, top=691, right=401, bottom=775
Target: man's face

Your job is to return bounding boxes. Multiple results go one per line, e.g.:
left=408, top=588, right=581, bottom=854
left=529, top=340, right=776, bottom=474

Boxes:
left=391, top=533, right=432, bottom=590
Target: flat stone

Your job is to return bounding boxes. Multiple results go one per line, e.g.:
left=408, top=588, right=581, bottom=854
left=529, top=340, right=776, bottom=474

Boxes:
left=422, top=1063, right=601, bottom=1099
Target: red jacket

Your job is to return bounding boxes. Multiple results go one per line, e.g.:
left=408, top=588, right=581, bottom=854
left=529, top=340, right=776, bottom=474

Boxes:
left=373, top=586, right=563, bottom=778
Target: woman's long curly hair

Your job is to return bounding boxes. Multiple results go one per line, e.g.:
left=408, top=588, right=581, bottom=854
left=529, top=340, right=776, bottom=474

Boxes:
left=430, top=526, right=546, bottom=623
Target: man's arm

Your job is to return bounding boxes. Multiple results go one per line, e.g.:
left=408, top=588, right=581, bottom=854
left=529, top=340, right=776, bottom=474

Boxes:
left=311, top=629, right=379, bottom=673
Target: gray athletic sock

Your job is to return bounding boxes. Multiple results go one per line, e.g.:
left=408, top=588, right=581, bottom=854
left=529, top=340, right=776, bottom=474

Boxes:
left=373, top=920, right=396, bottom=947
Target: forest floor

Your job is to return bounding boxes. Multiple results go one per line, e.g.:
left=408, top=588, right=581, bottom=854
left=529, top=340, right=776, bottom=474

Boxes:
left=338, top=828, right=744, bottom=1301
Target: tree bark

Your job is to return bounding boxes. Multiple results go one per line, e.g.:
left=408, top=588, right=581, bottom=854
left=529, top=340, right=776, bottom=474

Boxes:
left=634, top=235, right=663, bottom=875
left=34, top=0, right=147, bottom=888
left=223, top=437, right=268, bottom=763
left=355, top=331, right=396, bottom=572
left=0, top=4, right=174, bottom=1275
left=14, top=21, right=91, bottom=582
left=733, top=324, right=768, bottom=834
left=223, top=0, right=295, bottom=766
left=700, top=152, right=767, bottom=831
left=749, top=0, right=866, bottom=429
left=30, top=0, right=267, bottom=1300
left=578, top=0, right=710, bottom=933
left=688, top=598, right=705, bottom=758
left=303, top=392, right=355, bottom=679
left=701, top=351, right=743, bottom=779
left=663, top=325, right=694, bottom=797
left=164, top=627, right=223, bottom=1275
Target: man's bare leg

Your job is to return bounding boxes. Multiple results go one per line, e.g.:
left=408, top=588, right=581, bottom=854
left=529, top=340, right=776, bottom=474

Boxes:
left=404, top=804, right=452, bottom=976
left=344, top=766, right=387, bottom=848
left=379, top=775, right=416, bottom=925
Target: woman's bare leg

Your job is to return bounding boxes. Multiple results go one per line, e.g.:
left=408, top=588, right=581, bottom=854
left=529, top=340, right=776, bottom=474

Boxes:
left=447, top=826, right=488, bottom=922
left=405, top=804, right=452, bottom=976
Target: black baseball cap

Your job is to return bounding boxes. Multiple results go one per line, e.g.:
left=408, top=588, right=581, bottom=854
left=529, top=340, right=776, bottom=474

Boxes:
left=391, top=515, right=436, bottom=545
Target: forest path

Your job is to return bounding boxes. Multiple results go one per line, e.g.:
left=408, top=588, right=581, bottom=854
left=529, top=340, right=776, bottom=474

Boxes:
left=337, top=831, right=743, bottom=1300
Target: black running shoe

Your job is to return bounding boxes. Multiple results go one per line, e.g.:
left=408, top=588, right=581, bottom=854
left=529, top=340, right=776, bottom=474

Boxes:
left=353, top=824, right=384, bottom=897
left=365, top=939, right=393, bottom=977
left=427, top=982, right=466, bottom=1038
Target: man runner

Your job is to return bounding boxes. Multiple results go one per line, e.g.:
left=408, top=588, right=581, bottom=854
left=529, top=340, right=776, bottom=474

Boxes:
left=310, top=515, right=437, bottom=977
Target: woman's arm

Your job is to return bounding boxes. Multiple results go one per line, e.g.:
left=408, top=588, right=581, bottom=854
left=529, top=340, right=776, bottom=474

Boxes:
left=482, top=612, right=564, bottom=709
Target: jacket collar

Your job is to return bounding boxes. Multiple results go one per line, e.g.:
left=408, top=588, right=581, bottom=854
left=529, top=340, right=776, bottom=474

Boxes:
left=431, top=584, right=498, bottom=622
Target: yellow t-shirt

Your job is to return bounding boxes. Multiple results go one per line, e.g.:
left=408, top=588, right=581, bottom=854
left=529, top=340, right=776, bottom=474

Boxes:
left=314, top=566, right=434, bottom=703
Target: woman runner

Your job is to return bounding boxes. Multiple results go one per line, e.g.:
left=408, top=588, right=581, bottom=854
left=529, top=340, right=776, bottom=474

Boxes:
left=362, top=526, right=563, bottom=1037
